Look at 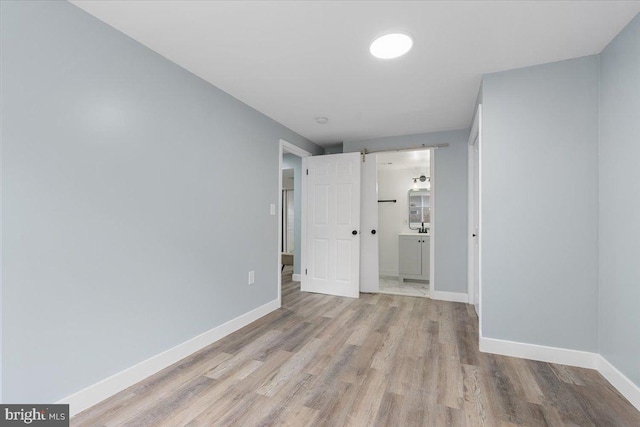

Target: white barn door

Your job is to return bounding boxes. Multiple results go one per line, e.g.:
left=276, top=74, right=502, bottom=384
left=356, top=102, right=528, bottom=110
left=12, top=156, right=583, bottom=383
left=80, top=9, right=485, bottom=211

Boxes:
left=302, top=153, right=361, bottom=298
left=360, top=154, right=379, bottom=293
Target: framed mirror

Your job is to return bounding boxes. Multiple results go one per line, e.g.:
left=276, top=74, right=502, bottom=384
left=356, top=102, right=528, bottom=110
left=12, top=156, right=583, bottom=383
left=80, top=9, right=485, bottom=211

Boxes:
left=408, top=189, right=430, bottom=230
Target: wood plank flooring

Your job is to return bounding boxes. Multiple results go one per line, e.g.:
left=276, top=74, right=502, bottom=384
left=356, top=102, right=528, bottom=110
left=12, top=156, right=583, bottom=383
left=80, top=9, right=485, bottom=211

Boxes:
left=72, top=272, right=640, bottom=426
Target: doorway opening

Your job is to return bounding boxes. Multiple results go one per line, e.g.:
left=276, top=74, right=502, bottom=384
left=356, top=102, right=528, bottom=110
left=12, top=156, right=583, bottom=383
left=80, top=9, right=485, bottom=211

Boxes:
left=281, top=167, right=295, bottom=280
left=277, top=140, right=312, bottom=306
left=375, top=149, right=433, bottom=298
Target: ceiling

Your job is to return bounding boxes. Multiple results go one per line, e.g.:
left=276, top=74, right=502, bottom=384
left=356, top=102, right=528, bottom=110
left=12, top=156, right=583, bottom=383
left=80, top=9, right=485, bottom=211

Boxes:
left=377, top=150, right=430, bottom=173
left=71, top=1, right=640, bottom=147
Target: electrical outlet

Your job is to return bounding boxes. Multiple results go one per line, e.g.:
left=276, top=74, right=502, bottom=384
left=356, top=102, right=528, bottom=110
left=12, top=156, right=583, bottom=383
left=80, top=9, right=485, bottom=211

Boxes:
left=248, top=271, right=255, bottom=285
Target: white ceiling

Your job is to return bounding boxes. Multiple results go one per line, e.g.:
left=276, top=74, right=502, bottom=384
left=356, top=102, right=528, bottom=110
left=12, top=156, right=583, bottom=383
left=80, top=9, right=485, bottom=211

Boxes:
left=376, top=150, right=430, bottom=173
left=71, top=1, right=640, bottom=146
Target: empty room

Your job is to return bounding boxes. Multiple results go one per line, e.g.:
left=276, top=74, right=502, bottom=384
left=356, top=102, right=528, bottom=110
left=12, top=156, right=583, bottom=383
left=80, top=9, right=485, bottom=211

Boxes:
left=2, top=1, right=640, bottom=426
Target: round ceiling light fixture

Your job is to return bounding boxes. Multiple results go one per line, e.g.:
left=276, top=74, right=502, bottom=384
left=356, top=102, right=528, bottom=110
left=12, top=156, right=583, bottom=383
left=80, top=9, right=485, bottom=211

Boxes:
left=315, top=116, right=329, bottom=124
left=369, top=33, right=413, bottom=59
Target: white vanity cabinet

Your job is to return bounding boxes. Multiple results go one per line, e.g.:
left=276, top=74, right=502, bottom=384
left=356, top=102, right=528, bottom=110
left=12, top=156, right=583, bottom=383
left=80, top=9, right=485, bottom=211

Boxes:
left=398, top=234, right=430, bottom=282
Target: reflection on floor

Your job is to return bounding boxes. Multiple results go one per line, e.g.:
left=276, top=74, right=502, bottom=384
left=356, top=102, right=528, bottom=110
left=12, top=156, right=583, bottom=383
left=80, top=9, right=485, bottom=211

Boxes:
left=379, top=276, right=429, bottom=298
left=285, top=268, right=428, bottom=298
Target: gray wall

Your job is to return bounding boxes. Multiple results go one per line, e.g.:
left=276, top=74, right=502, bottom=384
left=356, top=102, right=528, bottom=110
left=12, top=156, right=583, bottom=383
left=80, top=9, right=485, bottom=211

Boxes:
left=323, top=143, right=344, bottom=154
left=282, top=154, right=301, bottom=275
left=0, top=1, right=322, bottom=403
left=481, top=56, right=600, bottom=351
left=344, top=129, right=469, bottom=294
left=598, top=14, right=640, bottom=386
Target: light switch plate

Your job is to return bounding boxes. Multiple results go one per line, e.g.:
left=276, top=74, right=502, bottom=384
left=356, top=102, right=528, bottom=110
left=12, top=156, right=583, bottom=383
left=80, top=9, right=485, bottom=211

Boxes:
left=248, top=271, right=255, bottom=285
left=270, top=203, right=276, bottom=215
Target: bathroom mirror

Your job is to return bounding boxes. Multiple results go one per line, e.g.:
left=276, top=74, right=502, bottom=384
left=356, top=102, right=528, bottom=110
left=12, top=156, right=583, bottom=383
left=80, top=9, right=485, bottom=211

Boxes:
left=408, top=189, right=430, bottom=230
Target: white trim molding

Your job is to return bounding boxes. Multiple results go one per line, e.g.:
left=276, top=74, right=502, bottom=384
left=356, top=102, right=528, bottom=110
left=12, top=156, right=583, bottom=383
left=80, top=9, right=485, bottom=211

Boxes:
left=467, top=104, right=482, bottom=327
left=61, top=299, right=280, bottom=417
left=430, top=290, right=469, bottom=303
left=281, top=139, right=312, bottom=158
left=292, top=273, right=302, bottom=281
left=598, top=355, right=640, bottom=412
left=479, top=336, right=599, bottom=369
left=429, top=149, right=436, bottom=294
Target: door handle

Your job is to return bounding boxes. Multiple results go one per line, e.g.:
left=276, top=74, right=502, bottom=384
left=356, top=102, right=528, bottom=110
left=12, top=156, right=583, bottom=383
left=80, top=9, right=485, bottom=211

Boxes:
left=352, top=230, right=358, bottom=235
left=472, top=233, right=477, bottom=237
left=371, top=229, right=376, bottom=235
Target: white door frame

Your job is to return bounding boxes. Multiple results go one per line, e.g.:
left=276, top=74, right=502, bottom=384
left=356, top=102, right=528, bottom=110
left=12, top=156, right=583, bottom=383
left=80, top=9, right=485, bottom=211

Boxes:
left=467, top=105, right=482, bottom=321
left=278, top=139, right=312, bottom=307
left=429, top=149, right=435, bottom=291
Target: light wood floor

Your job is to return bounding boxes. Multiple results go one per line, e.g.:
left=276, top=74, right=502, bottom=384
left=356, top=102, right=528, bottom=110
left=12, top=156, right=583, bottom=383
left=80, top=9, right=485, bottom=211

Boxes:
left=72, top=272, right=640, bottom=426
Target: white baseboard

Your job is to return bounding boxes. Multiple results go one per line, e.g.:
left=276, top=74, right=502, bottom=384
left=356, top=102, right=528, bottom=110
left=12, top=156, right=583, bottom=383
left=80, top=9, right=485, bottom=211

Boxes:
left=598, top=355, right=640, bottom=412
left=430, top=290, right=469, bottom=303
left=59, top=299, right=280, bottom=417
left=479, top=336, right=599, bottom=369
left=479, top=336, right=640, bottom=411
left=292, top=274, right=301, bottom=281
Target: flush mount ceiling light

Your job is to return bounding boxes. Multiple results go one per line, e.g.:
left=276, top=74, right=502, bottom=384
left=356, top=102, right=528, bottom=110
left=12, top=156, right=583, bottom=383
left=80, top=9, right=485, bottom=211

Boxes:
left=370, top=33, right=413, bottom=59
left=315, top=117, right=329, bottom=124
